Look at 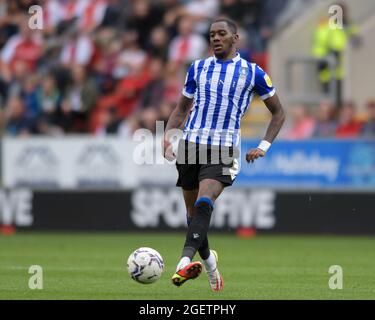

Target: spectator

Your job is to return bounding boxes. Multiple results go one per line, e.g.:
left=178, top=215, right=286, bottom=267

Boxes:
left=182, top=0, right=219, bottom=35
left=3, top=52, right=30, bottom=102
left=4, top=95, right=35, bottom=136
left=39, top=0, right=64, bottom=36
left=79, top=0, right=108, bottom=33
left=112, top=33, right=150, bottom=118
left=0, top=16, right=43, bottom=83
left=114, top=65, right=150, bottom=119
left=284, top=105, right=315, bottom=140
left=0, top=0, right=24, bottom=49
left=259, top=0, right=289, bottom=50
left=137, top=58, right=165, bottom=110
left=168, top=15, right=208, bottom=69
left=93, top=29, right=121, bottom=92
left=125, top=0, right=165, bottom=50
left=236, top=27, right=252, bottom=62
left=93, top=49, right=150, bottom=126
left=241, top=0, right=261, bottom=28
left=20, top=74, right=40, bottom=120
left=117, top=115, right=140, bottom=138
left=158, top=101, right=175, bottom=124
left=100, top=0, right=123, bottom=29
left=163, top=62, right=182, bottom=104
left=312, top=100, right=337, bottom=138
left=52, top=98, right=75, bottom=133
left=60, top=27, right=94, bottom=68
left=64, top=65, right=98, bottom=131
left=161, top=0, right=183, bottom=32
left=37, top=97, right=74, bottom=135
left=335, top=102, right=363, bottom=138
left=139, top=107, right=158, bottom=134
left=361, top=100, right=375, bottom=137
left=95, top=107, right=120, bottom=136
left=36, top=73, right=61, bottom=118
left=113, top=30, right=147, bottom=80
left=147, top=25, right=170, bottom=61
left=59, top=0, right=88, bottom=24
left=219, top=0, right=244, bottom=24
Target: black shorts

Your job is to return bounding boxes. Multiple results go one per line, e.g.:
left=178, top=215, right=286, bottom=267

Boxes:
left=176, top=140, right=240, bottom=190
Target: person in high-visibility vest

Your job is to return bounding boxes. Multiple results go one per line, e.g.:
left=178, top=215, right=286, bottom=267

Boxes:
left=312, top=5, right=359, bottom=108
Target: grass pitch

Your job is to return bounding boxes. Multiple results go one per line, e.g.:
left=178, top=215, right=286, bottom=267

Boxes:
left=0, top=232, right=374, bottom=300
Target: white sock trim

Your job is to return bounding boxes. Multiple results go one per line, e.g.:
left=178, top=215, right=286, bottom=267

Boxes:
left=203, top=252, right=216, bottom=272
left=176, top=256, right=191, bottom=271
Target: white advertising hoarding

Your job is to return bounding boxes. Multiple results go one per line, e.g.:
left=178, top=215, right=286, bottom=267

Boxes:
left=2, top=136, right=141, bottom=189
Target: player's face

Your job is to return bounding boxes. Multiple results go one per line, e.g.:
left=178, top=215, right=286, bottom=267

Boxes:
left=209, top=22, right=238, bottom=59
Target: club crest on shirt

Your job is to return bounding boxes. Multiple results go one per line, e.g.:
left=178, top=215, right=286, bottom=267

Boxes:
left=239, top=67, right=248, bottom=78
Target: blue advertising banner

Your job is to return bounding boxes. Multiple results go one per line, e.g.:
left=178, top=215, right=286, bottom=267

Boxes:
left=236, top=139, right=375, bottom=189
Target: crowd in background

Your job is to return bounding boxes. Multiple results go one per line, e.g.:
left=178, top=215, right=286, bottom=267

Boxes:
left=0, top=0, right=374, bottom=139
left=283, top=99, right=375, bottom=139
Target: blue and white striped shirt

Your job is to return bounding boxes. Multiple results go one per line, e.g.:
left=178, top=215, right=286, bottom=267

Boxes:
left=182, top=53, right=275, bottom=146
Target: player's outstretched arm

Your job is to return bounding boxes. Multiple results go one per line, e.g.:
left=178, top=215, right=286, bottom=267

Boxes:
left=163, top=95, right=193, bottom=160
left=246, top=93, right=285, bottom=163
left=262, top=93, right=286, bottom=143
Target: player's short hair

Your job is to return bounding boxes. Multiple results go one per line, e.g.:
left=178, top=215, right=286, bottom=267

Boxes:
left=211, top=18, right=238, bottom=34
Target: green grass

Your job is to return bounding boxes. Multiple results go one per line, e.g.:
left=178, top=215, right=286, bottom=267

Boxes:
left=0, top=232, right=374, bottom=300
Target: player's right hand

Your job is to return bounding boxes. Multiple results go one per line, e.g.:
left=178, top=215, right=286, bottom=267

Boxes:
left=163, top=138, right=177, bottom=161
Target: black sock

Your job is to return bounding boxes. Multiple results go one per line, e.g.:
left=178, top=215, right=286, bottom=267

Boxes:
left=198, top=238, right=210, bottom=260
left=186, top=214, right=210, bottom=260
left=182, top=198, right=213, bottom=260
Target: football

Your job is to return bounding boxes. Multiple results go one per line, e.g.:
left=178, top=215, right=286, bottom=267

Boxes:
left=127, top=247, right=164, bottom=284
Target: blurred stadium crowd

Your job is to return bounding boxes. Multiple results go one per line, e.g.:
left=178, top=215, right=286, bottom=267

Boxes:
left=284, top=100, right=375, bottom=139
left=0, top=0, right=374, bottom=138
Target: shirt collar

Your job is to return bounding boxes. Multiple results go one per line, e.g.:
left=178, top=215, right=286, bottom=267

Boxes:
left=214, top=52, right=241, bottom=64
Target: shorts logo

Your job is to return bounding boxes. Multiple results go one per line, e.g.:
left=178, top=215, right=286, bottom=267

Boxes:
left=193, top=233, right=200, bottom=239
left=229, top=158, right=239, bottom=180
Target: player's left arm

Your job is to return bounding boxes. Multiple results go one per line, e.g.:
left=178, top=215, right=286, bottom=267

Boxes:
left=246, top=65, right=286, bottom=163
left=262, top=93, right=286, bottom=143
left=246, top=94, right=285, bottom=163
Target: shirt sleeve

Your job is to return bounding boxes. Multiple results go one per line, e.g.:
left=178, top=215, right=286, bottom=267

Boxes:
left=253, top=64, right=276, bottom=100
left=181, top=62, right=196, bottom=99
